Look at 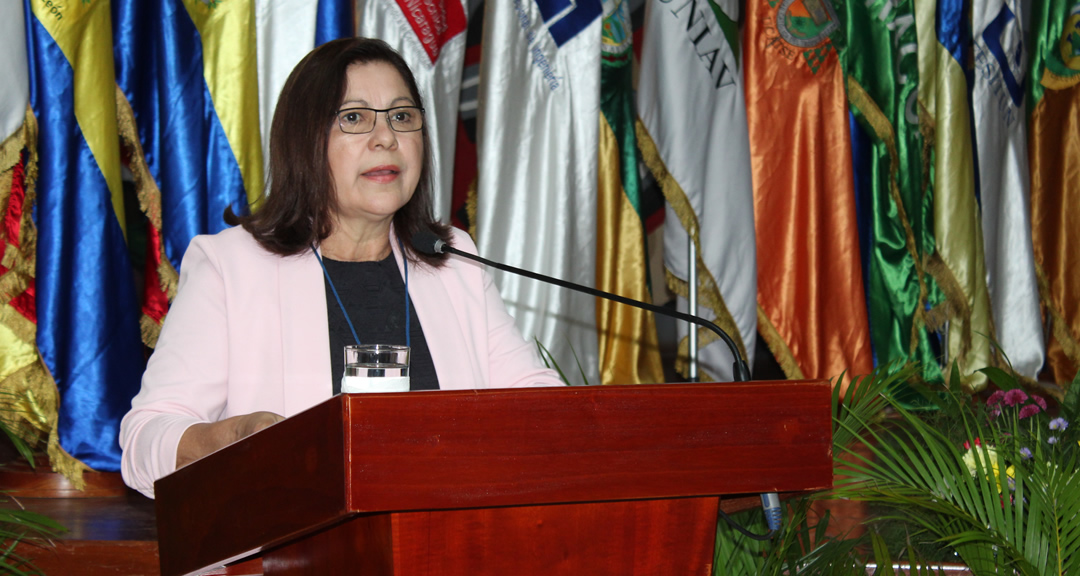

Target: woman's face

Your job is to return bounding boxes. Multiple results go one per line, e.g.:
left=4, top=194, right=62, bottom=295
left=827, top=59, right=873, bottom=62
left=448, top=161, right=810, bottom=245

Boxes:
left=327, top=61, right=423, bottom=228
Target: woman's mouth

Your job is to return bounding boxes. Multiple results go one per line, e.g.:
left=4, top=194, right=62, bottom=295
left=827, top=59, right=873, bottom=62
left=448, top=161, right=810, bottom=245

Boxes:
left=362, top=165, right=400, bottom=182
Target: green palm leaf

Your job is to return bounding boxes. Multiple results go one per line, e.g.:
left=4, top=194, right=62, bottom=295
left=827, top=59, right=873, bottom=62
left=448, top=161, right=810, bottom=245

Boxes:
left=827, top=360, right=1080, bottom=575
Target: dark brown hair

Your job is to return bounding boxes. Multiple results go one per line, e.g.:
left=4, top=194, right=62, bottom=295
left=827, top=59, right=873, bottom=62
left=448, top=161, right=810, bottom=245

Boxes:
left=227, top=37, right=451, bottom=266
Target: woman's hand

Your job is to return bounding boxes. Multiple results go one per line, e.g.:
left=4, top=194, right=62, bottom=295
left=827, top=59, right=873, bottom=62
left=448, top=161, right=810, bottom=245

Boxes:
left=176, top=411, right=285, bottom=469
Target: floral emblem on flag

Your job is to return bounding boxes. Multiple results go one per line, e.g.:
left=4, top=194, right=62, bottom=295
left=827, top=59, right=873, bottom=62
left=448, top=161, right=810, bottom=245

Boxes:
left=764, top=0, right=840, bottom=74
left=777, top=0, right=838, bottom=48
left=601, top=0, right=631, bottom=60
left=1060, top=4, right=1080, bottom=71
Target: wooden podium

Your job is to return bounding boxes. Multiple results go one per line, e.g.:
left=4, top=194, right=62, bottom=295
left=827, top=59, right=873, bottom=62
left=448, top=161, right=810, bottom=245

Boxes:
left=155, top=381, right=832, bottom=576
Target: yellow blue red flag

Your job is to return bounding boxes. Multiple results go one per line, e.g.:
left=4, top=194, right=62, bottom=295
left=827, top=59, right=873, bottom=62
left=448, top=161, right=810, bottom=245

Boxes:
left=25, top=0, right=145, bottom=471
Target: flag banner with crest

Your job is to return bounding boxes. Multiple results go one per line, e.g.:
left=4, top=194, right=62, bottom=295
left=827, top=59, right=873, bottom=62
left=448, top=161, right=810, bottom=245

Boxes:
left=744, top=0, right=873, bottom=382
left=358, top=0, right=469, bottom=222
left=916, top=0, right=994, bottom=392
left=972, top=0, right=1044, bottom=381
left=638, top=0, right=757, bottom=381
left=475, top=0, right=603, bottom=385
left=25, top=0, right=146, bottom=472
left=596, top=0, right=664, bottom=385
left=1028, top=0, right=1080, bottom=382
left=842, top=0, right=944, bottom=391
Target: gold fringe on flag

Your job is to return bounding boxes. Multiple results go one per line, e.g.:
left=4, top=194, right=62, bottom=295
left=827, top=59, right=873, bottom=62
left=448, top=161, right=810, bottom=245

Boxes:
left=847, top=77, right=936, bottom=361
left=0, top=106, right=92, bottom=488
left=635, top=119, right=749, bottom=380
left=115, top=85, right=179, bottom=348
left=466, top=174, right=479, bottom=242
left=1036, top=263, right=1080, bottom=388
left=756, top=305, right=806, bottom=380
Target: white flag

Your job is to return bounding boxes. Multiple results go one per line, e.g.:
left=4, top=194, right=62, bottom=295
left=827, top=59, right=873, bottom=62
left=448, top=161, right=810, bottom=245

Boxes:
left=972, top=0, right=1045, bottom=378
left=1, top=0, right=28, bottom=141
left=358, top=0, right=469, bottom=222
left=255, top=0, right=319, bottom=177
left=637, top=0, right=757, bottom=381
left=475, top=0, right=603, bottom=384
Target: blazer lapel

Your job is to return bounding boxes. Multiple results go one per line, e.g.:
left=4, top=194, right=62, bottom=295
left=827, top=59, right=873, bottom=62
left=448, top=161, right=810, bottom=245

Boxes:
left=278, top=249, right=334, bottom=415
left=390, top=230, right=477, bottom=389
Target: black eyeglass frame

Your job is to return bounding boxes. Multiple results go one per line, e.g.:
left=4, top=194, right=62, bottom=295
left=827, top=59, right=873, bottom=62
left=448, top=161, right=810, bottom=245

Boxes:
left=335, top=106, right=426, bottom=134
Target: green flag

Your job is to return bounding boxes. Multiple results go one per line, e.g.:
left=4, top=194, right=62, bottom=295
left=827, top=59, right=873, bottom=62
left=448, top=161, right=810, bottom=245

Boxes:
left=842, top=0, right=945, bottom=388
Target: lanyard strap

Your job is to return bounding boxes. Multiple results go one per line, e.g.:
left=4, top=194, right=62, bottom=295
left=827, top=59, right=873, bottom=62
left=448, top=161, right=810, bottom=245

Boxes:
left=311, top=239, right=411, bottom=348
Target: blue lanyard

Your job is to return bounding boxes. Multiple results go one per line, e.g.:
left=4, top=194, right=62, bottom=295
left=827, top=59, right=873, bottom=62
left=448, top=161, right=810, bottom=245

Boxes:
left=311, top=238, right=411, bottom=348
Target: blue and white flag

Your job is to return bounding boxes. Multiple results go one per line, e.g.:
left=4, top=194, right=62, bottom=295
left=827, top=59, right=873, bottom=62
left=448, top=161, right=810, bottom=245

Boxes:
left=475, top=0, right=604, bottom=383
left=972, top=0, right=1045, bottom=379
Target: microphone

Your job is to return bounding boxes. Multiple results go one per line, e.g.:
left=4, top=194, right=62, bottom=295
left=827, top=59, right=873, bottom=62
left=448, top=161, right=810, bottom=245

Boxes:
left=411, top=229, right=780, bottom=535
left=412, top=230, right=751, bottom=381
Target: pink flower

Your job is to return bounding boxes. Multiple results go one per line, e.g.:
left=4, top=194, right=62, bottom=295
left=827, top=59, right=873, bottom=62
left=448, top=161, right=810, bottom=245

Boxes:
left=1032, top=395, right=1047, bottom=410
left=1003, top=389, right=1029, bottom=407
left=987, top=390, right=1005, bottom=406
left=1019, top=404, right=1041, bottom=419
left=963, top=438, right=982, bottom=450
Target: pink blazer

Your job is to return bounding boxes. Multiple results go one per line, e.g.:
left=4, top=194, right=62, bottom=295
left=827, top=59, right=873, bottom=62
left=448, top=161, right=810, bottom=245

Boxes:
left=120, top=226, right=563, bottom=497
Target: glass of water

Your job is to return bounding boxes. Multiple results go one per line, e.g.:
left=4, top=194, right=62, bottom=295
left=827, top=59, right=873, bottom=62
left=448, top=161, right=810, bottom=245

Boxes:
left=341, top=344, right=410, bottom=393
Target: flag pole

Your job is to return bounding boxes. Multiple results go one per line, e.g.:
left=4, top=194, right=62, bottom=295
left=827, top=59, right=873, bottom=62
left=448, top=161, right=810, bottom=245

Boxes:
left=688, top=228, right=698, bottom=382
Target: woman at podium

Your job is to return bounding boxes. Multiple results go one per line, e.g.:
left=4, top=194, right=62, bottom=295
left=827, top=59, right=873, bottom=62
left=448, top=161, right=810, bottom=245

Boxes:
left=119, top=38, right=564, bottom=498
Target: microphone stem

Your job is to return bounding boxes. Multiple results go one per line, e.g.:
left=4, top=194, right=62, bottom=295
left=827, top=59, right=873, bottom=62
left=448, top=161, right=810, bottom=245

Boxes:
left=443, top=245, right=751, bottom=382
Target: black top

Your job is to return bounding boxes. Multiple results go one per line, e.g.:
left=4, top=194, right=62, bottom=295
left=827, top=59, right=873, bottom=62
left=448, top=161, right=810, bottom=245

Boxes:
left=322, top=254, right=440, bottom=394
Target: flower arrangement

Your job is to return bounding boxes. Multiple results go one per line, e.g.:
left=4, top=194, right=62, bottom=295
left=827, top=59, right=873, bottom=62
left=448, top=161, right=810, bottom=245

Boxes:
left=712, top=363, right=1080, bottom=576
left=829, top=363, right=1080, bottom=575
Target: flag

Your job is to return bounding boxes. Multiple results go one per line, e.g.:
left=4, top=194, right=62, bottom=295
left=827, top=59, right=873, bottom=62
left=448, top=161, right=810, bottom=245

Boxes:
left=450, top=0, right=485, bottom=234
left=182, top=0, right=264, bottom=213
left=1027, top=0, right=1080, bottom=382
left=113, top=0, right=265, bottom=346
left=596, top=0, right=663, bottom=384
left=255, top=0, right=320, bottom=175
left=2, top=1, right=81, bottom=484
left=358, top=0, right=469, bottom=222
left=475, top=0, right=603, bottom=384
left=842, top=0, right=945, bottom=389
left=916, top=0, right=994, bottom=391
left=25, top=0, right=146, bottom=472
left=317, top=0, right=354, bottom=45
left=744, top=0, right=874, bottom=381
left=638, top=0, right=757, bottom=381
left=972, top=0, right=1045, bottom=380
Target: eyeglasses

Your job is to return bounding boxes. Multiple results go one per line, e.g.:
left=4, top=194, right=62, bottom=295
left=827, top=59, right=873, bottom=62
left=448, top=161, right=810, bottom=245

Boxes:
left=335, top=106, right=425, bottom=134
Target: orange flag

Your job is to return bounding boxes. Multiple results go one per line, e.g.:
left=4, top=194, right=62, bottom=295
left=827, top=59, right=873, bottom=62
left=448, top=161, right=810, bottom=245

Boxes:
left=1028, top=0, right=1080, bottom=382
left=744, top=0, right=873, bottom=380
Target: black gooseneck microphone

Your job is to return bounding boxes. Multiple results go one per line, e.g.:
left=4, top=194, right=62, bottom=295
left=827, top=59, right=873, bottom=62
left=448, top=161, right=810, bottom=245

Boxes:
left=412, top=230, right=752, bottom=382
left=412, top=230, right=784, bottom=537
